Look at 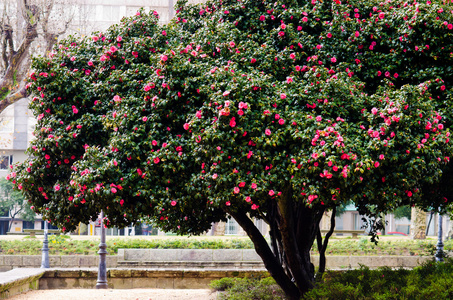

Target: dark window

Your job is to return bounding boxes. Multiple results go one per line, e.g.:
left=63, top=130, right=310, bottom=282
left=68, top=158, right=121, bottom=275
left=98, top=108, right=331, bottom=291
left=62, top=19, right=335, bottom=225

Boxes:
left=23, top=221, right=35, bottom=229
left=0, top=155, right=12, bottom=170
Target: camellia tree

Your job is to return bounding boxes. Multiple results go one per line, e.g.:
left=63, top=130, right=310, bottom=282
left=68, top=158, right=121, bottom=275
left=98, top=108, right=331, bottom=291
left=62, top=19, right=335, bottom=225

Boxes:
left=9, top=0, right=453, bottom=298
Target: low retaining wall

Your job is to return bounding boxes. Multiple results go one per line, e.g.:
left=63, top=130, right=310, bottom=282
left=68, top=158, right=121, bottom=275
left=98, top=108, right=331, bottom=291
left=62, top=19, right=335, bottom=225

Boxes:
left=0, top=268, right=45, bottom=299
left=0, top=251, right=434, bottom=271
left=117, top=249, right=265, bottom=269
left=0, top=255, right=119, bottom=271
left=39, top=268, right=269, bottom=289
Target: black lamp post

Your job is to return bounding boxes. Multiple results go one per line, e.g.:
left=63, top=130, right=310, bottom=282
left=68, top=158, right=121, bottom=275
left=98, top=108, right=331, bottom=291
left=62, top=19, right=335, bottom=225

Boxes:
left=41, top=220, right=49, bottom=268
left=435, top=211, right=444, bottom=262
left=96, top=210, right=108, bottom=288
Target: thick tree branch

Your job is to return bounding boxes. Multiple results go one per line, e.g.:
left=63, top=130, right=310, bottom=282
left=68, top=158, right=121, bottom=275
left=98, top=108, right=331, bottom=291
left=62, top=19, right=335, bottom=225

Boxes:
left=227, top=207, right=301, bottom=300
left=0, top=85, right=28, bottom=111
left=317, top=206, right=336, bottom=276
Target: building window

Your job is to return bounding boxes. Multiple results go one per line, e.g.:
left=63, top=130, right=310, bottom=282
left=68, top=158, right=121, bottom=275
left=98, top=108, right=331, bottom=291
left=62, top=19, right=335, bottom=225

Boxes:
left=23, top=221, right=35, bottom=229
left=225, top=218, right=238, bottom=235
left=0, top=155, right=12, bottom=170
left=102, top=5, right=120, bottom=21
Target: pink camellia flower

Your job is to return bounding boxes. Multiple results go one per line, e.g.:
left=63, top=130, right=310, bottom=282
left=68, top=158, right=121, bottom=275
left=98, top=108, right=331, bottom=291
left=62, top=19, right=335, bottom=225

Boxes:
left=120, top=199, right=124, bottom=206
left=327, top=32, right=332, bottom=38
left=229, top=41, right=235, bottom=47
left=259, top=15, right=265, bottom=21
left=278, top=31, right=285, bottom=37
left=394, top=73, right=399, bottom=78
left=269, top=190, right=275, bottom=196
left=407, top=191, right=412, bottom=197
left=251, top=58, right=256, bottom=63
left=371, top=107, right=378, bottom=115
left=378, top=12, right=385, bottom=19
left=110, top=46, right=118, bottom=53
left=263, top=110, right=271, bottom=115
left=377, top=71, right=382, bottom=76
left=280, top=93, right=287, bottom=99
left=245, top=196, right=251, bottom=202
left=290, top=53, right=296, bottom=59
left=234, top=187, right=240, bottom=194
left=113, top=95, right=121, bottom=102
left=176, top=146, right=183, bottom=152
left=331, top=57, right=337, bottom=63
left=183, top=123, right=190, bottom=130
left=111, top=187, right=117, bottom=194
left=230, top=117, right=236, bottom=127
left=160, top=54, right=168, bottom=62
left=212, top=173, right=218, bottom=179
left=117, top=36, right=122, bottom=42
left=88, top=61, right=94, bottom=66
left=142, top=117, right=148, bottom=122
left=239, top=182, right=246, bottom=187
left=54, top=184, right=60, bottom=191
left=70, top=56, right=76, bottom=61
left=92, top=36, right=99, bottom=42
left=171, top=200, right=177, bottom=206
left=251, top=204, right=259, bottom=210
left=374, top=161, right=380, bottom=168
left=316, top=116, right=322, bottom=122
left=100, top=54, right=108, bottom=62
left=72, top=106, right=78, bottom=114
left=247, top=151, right=253, bottom=159
left=226, top=201, right=231, bottom=206
left=379, top=154, right=385, bottom=160
left=355, top=31, right=360, bottom=37
left=154, top=157, right=160, bottom=164
left=265, top=129, right=271, bottom=135
left=223, top=91, right=230, bottom=97
left=439, top=124, right=444, bottom=130
left=251, top=183, right=257, bottom=189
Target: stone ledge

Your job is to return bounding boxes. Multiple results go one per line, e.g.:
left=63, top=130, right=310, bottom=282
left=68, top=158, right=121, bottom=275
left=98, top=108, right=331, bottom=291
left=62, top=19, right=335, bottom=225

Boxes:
left=0, top=268, right=45, bottom=299
left=38, top=268, right=270, bottom=289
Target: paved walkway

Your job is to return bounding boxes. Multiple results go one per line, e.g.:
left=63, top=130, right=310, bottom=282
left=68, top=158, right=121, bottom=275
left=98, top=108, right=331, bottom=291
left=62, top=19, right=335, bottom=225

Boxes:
left=9, top=288, right=218, bottom=300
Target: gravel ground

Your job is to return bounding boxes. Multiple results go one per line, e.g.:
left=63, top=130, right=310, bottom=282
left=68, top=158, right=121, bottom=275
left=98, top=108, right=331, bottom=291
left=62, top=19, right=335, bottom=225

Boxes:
left=9, top=289, right=219, bottom=300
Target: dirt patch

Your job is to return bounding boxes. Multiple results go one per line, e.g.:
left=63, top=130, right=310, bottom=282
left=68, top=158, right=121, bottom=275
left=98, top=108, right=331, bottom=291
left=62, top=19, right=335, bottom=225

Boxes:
left=9, top=288, right=219, bottom=300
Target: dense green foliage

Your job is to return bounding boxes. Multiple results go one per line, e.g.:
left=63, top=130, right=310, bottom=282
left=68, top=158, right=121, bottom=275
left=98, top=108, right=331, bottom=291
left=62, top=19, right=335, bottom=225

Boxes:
left=10, top=0, right=453, bottom=233
left=1, top=236, right=450, bottom=256
left=212, top=259, right=453, bottom=299
left=8, top=0, right=453, bottom=297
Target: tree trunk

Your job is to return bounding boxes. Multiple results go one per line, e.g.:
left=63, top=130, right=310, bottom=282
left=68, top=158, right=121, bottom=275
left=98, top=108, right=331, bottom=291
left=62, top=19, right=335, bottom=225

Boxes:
left=227, top=186, right=325, bottom=299
left=227, top=208, right=301, bottom=300
left=411, top=207, right=427, bottom=239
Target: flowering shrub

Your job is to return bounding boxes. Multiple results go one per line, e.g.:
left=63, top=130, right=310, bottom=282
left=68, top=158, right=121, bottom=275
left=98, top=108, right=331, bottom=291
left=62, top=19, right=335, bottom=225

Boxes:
left=10, top=0, right=453, bottom=298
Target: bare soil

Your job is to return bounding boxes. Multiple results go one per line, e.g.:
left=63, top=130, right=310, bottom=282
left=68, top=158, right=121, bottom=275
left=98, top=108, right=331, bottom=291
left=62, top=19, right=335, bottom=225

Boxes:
left=9, top=288, right=219, bottom=300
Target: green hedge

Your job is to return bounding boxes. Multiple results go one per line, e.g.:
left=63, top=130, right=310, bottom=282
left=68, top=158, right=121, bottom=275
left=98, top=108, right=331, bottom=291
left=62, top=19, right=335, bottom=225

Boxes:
left=1, top=236, right=452, bottom=256
left=211, top=258, right=453, bottom=299
left=0, top=237, right=254, bottom=255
